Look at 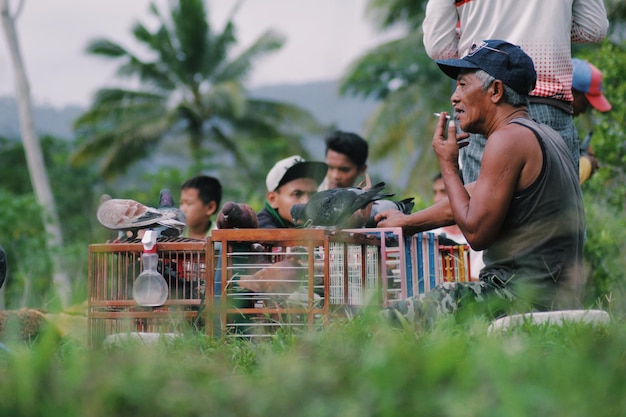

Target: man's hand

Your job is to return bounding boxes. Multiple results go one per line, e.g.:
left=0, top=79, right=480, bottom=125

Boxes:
left=431, top=113, right=469, bottom=169
left=373, top=208, right=406, bottom=227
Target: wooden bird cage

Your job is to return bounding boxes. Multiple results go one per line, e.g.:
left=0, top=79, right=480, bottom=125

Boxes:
left=208, top=229, right=382, bottom=339
left=87, top=237, right=211, bottom=347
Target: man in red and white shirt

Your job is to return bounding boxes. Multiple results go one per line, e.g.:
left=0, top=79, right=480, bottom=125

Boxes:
left=423, top=0, right=609, bottom=184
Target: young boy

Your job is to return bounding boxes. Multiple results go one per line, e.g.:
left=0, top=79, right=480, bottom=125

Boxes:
left=179, top=175, right=222, bottom=240
left=257, top=155, right=327, bottom=228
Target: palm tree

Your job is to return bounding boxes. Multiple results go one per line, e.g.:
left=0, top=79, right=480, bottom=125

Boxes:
left=71, top=0, right=323, bottom=191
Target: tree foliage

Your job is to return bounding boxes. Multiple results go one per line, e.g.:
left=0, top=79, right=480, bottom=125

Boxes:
left=0, top=136, right=98, bottom=308
left=71, top=0, right=325, bottom=198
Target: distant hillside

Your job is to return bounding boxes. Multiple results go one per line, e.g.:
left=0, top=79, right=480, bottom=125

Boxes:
left=0, top=96, right=82, bottom=140
left=0, top=80, right=378, bottom=142
left=0, top=81, right=392, bottom=183
left=250, top=80, right=378, bottom=134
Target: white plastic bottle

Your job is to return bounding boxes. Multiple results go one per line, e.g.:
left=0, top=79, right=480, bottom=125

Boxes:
left=133, top=230, right=169, bottom=307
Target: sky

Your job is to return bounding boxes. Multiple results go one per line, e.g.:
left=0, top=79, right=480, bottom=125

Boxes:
left=0, top=0, right=404, bottom=109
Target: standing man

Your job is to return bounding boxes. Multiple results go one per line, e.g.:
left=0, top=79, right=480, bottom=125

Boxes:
left=423, top=0, right=609, bottom=184
left=376, top=40, right=585, bottom=325
left=318, top=131, right=368, bottom=190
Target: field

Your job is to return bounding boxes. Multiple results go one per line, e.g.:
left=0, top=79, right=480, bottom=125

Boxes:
left=1, top=304, right=625, bottom=417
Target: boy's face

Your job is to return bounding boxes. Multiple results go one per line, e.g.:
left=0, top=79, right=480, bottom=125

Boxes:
left=180, top=187, right=217, bottom=229
left=268, top=178, right=318, bottom=225
left=325, top=149, right=366, bottom=189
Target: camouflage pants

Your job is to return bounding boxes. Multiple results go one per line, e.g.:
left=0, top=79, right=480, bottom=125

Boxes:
left=382, top=278, right=518, bottom=328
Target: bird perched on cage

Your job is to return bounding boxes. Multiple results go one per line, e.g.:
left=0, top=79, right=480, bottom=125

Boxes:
left=97, top=194, right=186, bottom=240
left=365, top=197, right=415, bottom=228
left=291, top=181, right=394, bottom=229
left=155, top=188, right=186, bottom=237
left=237, top=250, right=308, bottom=297
left=217, top=201, right=259, bottom=229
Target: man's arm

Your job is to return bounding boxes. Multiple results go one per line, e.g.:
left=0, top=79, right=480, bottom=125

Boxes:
left=445, top=123, right=541, bottom=250
left=422, top=0, right=460, bottom=59
left=571, top=0, right=609, bottom=43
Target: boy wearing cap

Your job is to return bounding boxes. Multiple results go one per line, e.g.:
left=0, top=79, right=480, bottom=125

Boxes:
left=377, top=40, right=585, bottom=326
left=257, top=155, right=328, bottom=228
left=572, top=58, right=611, bottom=184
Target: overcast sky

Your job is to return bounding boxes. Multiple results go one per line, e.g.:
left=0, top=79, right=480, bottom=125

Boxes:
left=0, top=0, right=404, bottom=109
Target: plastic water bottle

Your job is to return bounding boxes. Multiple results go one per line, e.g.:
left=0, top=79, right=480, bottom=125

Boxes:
left=133, top=230, right=169, bottom=307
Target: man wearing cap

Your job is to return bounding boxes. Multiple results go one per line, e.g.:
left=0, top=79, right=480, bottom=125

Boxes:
left=376, top=40, right=585, bottom=326
left=257, top=155, right=328, bottom=228
left=572, top=58, right=611, bottom=184
left=423, top=0, right=609, bottom=185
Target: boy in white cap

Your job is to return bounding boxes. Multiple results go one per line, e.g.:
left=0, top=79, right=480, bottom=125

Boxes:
left=257, top=155, right=328, bottom=228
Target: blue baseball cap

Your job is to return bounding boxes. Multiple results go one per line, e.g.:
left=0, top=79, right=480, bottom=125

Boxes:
left=436, top=40, right=537, bottom=96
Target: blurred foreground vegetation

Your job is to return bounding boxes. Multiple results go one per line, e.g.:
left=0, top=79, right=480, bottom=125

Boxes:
left=1, top=310, right=626, bottom=416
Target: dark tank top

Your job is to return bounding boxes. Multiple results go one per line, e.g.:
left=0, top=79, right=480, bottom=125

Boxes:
left=480, top=117, right=585, bottom=310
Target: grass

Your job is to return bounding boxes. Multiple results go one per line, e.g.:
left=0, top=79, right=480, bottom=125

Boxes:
left=1, top=306, right=626, bottom=417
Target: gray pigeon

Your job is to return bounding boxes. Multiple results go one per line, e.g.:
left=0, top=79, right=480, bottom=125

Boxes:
left=97, top=194, right=186, bottom=240
left=291, top=182, right=394, bottom=228
left=365, top=197, right=415, bottom=228
left=156, top=188, right=186, bottom=237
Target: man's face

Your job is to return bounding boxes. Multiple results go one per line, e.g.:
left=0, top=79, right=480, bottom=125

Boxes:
left=268, top=178, right=319, bottom=225
left=572, top=89, right=589, bottom=117
left=451, top=71, right=491, bottom=133
left=433, top=178, right=447, bottom=204
left=325, top=149, right=365, bottom=189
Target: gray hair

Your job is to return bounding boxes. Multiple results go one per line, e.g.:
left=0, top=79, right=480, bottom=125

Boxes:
left=474, top=70, right=529, bottom=107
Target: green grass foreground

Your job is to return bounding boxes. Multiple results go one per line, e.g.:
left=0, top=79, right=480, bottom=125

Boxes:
left=1, top=309, right=625, bottom=417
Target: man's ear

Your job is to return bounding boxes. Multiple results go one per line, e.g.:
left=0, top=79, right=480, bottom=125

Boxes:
left=205, top=200, right=218, bottom=217
left=266, top=191, right=279, bottom=209
left=491, top=80, right=505, bottom=102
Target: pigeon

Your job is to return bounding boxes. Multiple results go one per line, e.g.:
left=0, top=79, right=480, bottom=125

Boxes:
left=365, top=197, right=415, bottom=228
left=97, top=194, right=186, bottom=240
left=216, top=201, right=259, bottom=229
left=291, top=181, right=394, bottom=228
left=156, top=188, right=186, bottom=237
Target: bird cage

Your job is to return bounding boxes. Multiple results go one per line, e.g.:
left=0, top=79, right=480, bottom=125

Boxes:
left=208, top=229, right=381, bottom=339
left=438, top=244, right=472, bottom=283
left=87, top=237, right=211, bottom=347
left=344, top=227, right=407, bottom=305
left=402, top=232, right=441, bottom=296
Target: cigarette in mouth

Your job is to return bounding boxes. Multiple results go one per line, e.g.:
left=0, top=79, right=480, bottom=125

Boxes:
left=433, top=112, right=451, bottom=120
